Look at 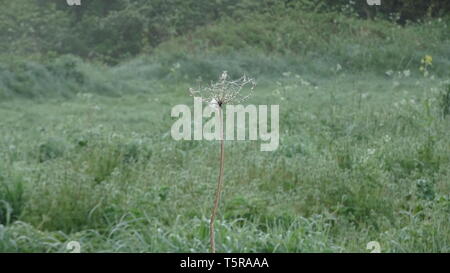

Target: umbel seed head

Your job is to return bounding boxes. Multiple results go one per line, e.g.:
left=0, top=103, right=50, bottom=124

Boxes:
left=189, top=71, right=256, bottom=107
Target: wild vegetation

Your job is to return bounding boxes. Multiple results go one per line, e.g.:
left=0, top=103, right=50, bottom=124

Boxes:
left=0, top=0, right=449, bottom=252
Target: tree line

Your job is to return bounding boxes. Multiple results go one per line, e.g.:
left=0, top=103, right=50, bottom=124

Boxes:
left=1, top=0, right=448, bottom=63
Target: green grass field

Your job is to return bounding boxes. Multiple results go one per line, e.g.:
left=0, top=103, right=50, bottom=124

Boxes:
left=0, top=11, right=449, bottom=253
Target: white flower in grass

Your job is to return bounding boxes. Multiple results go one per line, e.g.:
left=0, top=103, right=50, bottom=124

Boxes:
left=189, top=71, right=255, bottom=107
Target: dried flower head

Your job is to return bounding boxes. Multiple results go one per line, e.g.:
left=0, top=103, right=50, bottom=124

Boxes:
left=189, top=71, right=256, bottom=107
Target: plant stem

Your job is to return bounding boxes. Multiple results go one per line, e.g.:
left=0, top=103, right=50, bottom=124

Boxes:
left=210, top=106, right=225, bottom=253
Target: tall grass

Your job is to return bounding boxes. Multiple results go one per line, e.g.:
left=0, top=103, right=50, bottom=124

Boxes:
left=0, top=70, right=449, bottom=252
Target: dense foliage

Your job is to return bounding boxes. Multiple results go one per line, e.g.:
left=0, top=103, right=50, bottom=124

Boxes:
left=1, top=0, right=449, bottom=63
